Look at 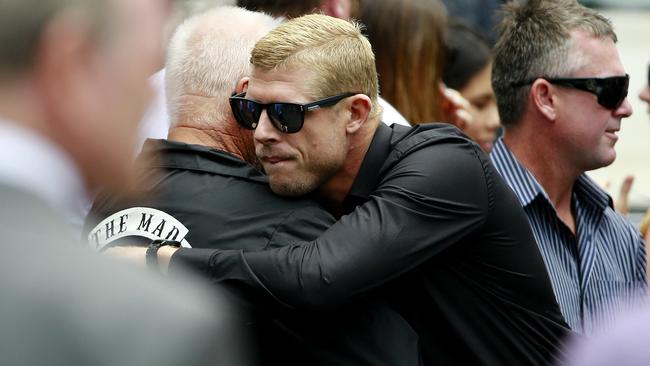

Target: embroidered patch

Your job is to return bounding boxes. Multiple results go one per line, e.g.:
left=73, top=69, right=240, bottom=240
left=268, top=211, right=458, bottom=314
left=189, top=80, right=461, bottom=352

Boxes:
left=88, top=207, right=191, bottom=250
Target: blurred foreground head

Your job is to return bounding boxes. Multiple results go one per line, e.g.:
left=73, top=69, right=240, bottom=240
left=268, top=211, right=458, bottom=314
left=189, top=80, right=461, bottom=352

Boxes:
left=0, top=0, right=168, bottom=193
left=237, top=0, right=358, bottom=19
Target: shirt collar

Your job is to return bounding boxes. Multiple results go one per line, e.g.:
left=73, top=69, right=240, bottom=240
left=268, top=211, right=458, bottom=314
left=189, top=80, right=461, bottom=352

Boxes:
left=574, top=173, right=613, bottom=212
left=0, top=119, right=88, bottom=215
left=343, top=123, right=394, bottom=213
left=491, top=138, right=612, bottom=212
left=141, top=139, right=268, bottom=184
left=491, top=137, right=549, bottom=207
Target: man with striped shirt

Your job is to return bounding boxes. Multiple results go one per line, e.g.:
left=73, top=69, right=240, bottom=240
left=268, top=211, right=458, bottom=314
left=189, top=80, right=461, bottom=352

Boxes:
left=490, top=0, right=646, bottom=335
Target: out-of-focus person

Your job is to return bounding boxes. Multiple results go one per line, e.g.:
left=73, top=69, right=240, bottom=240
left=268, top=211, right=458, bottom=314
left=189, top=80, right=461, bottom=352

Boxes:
left=443, top=20, right=500, bottom=152
left=236, top=0, right=357, bottom=19
left=62, top=0, right=238, bottom=234
left=639, top=63, right=650, bottom=113
left=490, top=0, right=646, bottom=335
left=638, top=62, right=650, bottom=273
left=561, top=299, right=650, bottom=366
left=0, top=0, right=241, bottom=365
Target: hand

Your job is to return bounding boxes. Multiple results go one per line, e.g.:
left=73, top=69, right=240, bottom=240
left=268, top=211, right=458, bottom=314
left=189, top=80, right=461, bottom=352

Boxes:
left=103, top=246, right=147, bottom=268
left=614, top=175, right=634, bottom=216
left=439, top=85, right=473, bottom=131
left=103, top=245, right=179, bottom=274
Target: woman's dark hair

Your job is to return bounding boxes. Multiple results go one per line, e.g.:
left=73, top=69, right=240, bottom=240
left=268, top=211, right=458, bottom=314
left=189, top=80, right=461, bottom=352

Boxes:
left=443, top=19, right=492, bottom=90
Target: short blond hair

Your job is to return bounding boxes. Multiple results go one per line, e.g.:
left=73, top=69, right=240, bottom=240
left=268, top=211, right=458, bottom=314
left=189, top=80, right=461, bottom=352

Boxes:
left=251, top=14, right=381, bottom=119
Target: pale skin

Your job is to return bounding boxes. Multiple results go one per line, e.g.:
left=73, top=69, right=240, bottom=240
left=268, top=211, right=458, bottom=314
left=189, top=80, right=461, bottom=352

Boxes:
left=456, top=62, right=500, bottom=153
left=503, top=30, right=633, bottom=234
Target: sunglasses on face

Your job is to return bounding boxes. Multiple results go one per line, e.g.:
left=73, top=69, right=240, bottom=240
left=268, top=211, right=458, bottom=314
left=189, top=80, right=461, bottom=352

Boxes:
left=229, top=92, right=356, bottom=134
left=512, top=74, right=629, bottom=110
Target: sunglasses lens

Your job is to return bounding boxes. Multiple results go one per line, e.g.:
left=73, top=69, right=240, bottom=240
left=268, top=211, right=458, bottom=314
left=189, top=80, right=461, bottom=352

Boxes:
left=268, top=103, right=304, bottom=133
left=230, top=99, right=261, bottom=129
left=598, top=77, right=628, bottom=109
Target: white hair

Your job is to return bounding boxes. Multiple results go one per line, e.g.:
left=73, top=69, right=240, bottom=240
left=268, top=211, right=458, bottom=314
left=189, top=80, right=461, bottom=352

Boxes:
left=165, top=6, right=281, bottom=127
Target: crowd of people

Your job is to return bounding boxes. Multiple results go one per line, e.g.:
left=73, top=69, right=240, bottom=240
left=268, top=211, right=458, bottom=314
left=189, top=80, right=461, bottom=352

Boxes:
left=1, top=0, right=650, bottom=365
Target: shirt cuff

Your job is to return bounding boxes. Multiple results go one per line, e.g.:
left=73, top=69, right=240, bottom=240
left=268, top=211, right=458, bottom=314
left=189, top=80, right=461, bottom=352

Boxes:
left=169, top=247, right=216, bottom=276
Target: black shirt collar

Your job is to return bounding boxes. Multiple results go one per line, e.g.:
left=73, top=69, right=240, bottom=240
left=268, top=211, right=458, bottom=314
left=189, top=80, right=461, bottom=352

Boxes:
left=342, top=124, right=394, bottom=214
left=141, top=139, right=268, bottom=184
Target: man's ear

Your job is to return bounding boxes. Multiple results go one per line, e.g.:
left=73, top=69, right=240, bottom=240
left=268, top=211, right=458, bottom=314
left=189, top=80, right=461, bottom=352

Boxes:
left=235, top=77, right=249, bottom=95
left=346, top=94, right=372, bottom=134
left=530, top=79, right=557, bottom=121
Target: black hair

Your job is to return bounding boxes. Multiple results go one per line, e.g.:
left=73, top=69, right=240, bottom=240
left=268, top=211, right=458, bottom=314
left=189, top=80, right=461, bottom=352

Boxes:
left=443, top=19, right=492, bottom=90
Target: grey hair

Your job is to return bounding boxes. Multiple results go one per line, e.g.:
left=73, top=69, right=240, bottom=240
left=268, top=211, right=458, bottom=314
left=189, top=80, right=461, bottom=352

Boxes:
left=165, top=6, right=281, bottom=127
left=492, top=0, right=616, bottom=128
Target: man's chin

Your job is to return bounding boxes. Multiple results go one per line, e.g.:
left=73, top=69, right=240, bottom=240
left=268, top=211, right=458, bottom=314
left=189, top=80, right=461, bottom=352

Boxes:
left=269, top=179, right=313, bottom=197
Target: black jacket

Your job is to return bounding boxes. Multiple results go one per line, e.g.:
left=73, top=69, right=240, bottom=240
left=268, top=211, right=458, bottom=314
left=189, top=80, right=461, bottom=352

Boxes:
left=85, top=139, right=421, bottom=366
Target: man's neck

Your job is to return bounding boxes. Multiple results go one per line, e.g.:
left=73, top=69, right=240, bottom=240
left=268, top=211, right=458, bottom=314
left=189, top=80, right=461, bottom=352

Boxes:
left=168, top=123, right=256, bottom=165
left=503, top=129, right=580, bottom=233
left=316, top=119, right=379, bottom=217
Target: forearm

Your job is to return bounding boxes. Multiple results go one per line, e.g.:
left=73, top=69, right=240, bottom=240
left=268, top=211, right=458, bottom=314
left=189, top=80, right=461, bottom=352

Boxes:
left=172, top=195, right=486, bottom=310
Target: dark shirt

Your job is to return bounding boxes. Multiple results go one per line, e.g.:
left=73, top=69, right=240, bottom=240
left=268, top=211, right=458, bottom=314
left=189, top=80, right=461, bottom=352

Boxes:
left=84, top=139, right=421, bottom=366
left=174, top=124, right=572, bottom=365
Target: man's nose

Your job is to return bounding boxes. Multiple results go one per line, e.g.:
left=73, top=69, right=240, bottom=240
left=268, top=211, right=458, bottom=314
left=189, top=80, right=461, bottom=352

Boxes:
left=254, top=109, right=281, bottom=144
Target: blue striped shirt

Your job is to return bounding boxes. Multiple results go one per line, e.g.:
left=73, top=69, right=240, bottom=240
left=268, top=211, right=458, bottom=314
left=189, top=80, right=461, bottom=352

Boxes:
left=491, top=138, right=647, bottom=334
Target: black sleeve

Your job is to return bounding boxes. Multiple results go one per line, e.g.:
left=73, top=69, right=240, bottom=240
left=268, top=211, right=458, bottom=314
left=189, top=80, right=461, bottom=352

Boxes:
left=264, top=205, right=336, bottom=249
left=170, top=140, right=490, bottom=309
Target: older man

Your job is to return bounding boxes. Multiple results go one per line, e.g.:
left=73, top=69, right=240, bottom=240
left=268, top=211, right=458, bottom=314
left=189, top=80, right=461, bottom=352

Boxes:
left=0, top=0, right=238, bottom=365
left=490, top=0, right=646, bottom=335
left=153, top=14, right=570, bottom=365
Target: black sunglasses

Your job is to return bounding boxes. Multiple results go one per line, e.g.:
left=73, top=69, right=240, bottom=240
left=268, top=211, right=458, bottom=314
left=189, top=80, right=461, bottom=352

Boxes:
left=512, top=74, right=629, bottom=110
left=229, top=92, right=356, bottom=133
